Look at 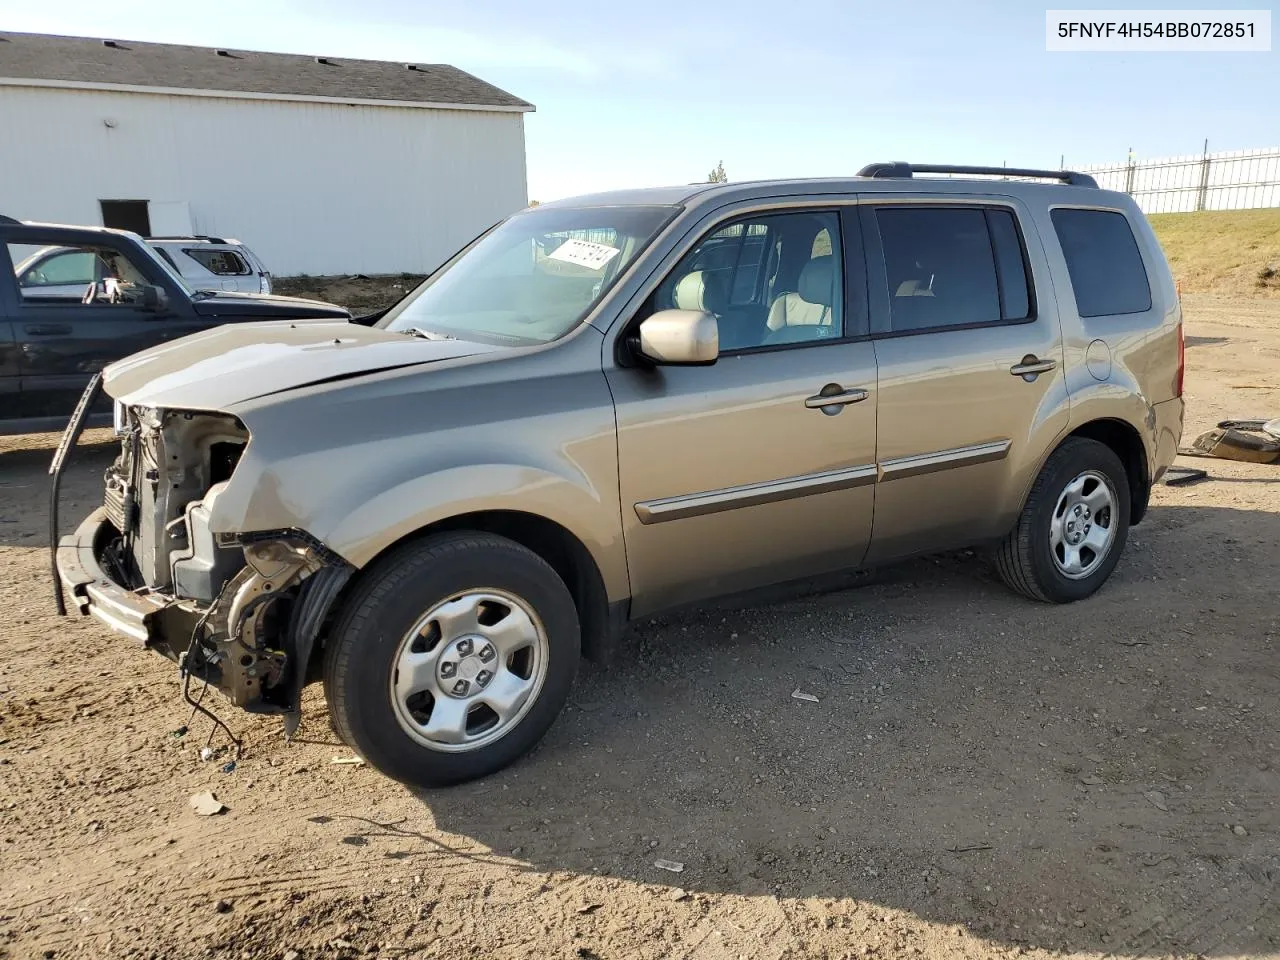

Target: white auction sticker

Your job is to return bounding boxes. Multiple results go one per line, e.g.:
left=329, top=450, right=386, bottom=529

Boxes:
left=546, top=238, right=622, bottom=270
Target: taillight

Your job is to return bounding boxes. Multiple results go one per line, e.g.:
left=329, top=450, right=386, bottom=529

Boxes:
left=1175, top=320, right=1185, bottom=398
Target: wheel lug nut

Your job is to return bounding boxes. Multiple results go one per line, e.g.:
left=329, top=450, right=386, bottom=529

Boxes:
left=476, top=669, right=492, bottom=687
left=452, top=679, right=470, bottom=696
left=439, top=661, right=456, bottom=678
left=456, top=638, right=474, bottom=656
left=478, top=644, right=496, bottom=663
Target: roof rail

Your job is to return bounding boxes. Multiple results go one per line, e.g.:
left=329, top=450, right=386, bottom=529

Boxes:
left=857, top=161, right=1098, bottom=189
left=148, top=234, right=230, bottom=244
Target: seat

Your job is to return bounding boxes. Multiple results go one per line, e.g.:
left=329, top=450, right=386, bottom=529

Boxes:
left=765, top=256, right=837, bottom=341
left=673, top=270, right=727, bottom=314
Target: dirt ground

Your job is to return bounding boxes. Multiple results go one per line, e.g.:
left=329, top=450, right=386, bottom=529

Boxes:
left=1, top=294, right=1277, bottom=960
left=272, top=275, right=426, bottom=315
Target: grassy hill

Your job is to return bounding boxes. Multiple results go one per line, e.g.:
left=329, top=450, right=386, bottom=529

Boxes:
left=1149, top=208, right=1280, bottom=298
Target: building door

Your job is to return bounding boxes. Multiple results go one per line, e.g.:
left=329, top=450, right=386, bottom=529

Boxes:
left=99, top=200, right=151, bottom=236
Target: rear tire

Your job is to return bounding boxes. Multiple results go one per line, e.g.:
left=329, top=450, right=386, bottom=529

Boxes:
left=323, top=531, right=580, bottom=787
left=996, top=437, right=1131, bottom=603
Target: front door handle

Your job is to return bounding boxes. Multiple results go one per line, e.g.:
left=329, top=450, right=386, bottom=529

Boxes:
left=1010, top=355, right=1057, bottom=378
left=25, top=324, right=73, bottom=336
left=805, top=386, right=868, bottom=410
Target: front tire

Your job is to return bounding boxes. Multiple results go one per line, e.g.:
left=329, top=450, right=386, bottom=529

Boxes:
left=323, top=532, right=580, bottom=787
left=996, top=437, right=1131, bottom=603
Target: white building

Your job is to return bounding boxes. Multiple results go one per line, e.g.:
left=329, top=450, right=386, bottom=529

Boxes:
left=0, top=32, right=533, bottom=276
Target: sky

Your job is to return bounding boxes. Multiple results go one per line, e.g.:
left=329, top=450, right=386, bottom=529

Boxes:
left=1, top=0, right=1276, bottom=201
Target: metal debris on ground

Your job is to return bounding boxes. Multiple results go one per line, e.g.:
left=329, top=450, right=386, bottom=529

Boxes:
left=221, top=761, right=237, bottom=774
left=1182, top=418, right=1280, bottom=464
left=1162, top=466, right=1210, bottom=486
left=790, top=688, right=820, bottom=703
left=945, top=843, right=993, bottom=853
left=190, top=791, right=227, bottom=816
left=331, top=755, right=366, bottom=766
left=575, top=903, right=602, bottom=914
left=654, top=859, right=685, bottom=873
left=169, top=726, right=188, bottom=739
left=1144, top=790, right=1169, bottom=811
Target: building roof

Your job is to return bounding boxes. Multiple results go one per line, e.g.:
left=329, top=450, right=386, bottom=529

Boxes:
left=0, top=31, right=533, bottom=112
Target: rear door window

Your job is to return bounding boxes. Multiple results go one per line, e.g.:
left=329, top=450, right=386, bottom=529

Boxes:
left=17, top=249, right=98, bottom=288
left=1050, top=209, right=1152, bottom=317
left=8, top=242, right=155, bottom=306
left=874, top=206, right=1032, bottom=333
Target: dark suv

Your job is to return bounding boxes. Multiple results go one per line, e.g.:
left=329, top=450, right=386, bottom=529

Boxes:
left=2, top=216, right=349, bottom=434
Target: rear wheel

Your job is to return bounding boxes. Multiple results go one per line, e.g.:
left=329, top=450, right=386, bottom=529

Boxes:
left=996, top=437, right=1131, bottom=603
left=323, top=532, right=580, bottom=787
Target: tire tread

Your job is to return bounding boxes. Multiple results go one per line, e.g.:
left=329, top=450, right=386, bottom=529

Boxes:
left=996, top=437, right=1129, bottom=603
left=321, top=531, right=577, bottom=786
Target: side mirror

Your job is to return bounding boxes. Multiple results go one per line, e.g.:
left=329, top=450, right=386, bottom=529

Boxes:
left=139, top=284, right=167, bottom=312
left=637, top=309, right=719, bottom=365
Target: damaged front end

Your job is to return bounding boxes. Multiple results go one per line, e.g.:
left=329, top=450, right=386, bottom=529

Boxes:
left=55, top=398, right=351, bottom=722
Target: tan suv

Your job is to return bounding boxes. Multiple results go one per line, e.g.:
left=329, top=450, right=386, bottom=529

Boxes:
left=53, top=163, right=1185, bottom=787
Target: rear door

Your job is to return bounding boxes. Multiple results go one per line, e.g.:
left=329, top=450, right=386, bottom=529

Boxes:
left=0, top=226, right=205, bottom=422
left=860, top=196, right=1070, bottom=563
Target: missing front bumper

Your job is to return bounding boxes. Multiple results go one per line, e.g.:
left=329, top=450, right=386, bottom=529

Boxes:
left=56, top=509, right=352, bottom=716
left=56, top=508, right=198, bottom=655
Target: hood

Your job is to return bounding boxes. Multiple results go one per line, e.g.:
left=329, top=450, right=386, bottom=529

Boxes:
left=190, top=291, right=351, bottom=320
left=103, top=321, right=500, bottom=410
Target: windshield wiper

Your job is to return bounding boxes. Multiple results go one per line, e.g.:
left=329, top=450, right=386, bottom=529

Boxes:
left=401, top=327, right=455, bottom=341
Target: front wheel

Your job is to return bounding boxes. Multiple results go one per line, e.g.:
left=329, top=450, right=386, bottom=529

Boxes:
left=996, top=437, right=1131, bottom=603
left=323, top=532, right=580, bottom=787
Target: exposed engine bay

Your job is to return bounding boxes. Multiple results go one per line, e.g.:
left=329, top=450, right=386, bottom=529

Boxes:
left=102, top=406, right=351, bottom=718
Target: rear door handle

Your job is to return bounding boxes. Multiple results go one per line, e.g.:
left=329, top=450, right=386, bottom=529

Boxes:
left=24, top=324, right=72, bottom=336
left=805, top=387, right=868, bottom=410
left=1010, top=355, right=1057, bottom=378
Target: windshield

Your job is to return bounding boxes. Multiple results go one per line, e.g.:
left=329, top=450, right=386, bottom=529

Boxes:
left=379, top=204, right=678, bottom=344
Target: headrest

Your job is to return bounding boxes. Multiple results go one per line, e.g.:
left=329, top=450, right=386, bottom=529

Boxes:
left=798, top=256, right=834, bottom=307
left=674, top=270, right=727, bottom=314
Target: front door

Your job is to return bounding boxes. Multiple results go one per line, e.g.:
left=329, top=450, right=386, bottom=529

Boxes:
left=2, top=230, right=204, bottom=422
left=859, top=198, right=1070, bottom=563
left=606, top=207, right=879, bottom=615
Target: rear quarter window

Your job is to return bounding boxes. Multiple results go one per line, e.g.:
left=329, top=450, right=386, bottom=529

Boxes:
left=183, top=248, right=251, bottom=276
left=1050, top=209, right=1152, bottom=318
